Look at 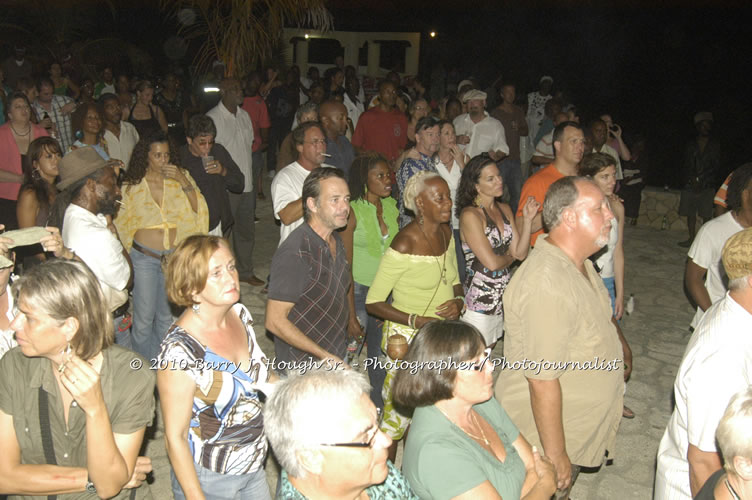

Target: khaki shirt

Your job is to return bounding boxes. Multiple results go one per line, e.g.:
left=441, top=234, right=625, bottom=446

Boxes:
left=495, top=236, right=623, bottom=467
left=0, top=345, right=155, bottom=499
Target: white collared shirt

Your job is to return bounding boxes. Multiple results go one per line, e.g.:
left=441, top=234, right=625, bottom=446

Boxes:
left=62, top=204, right=130, bottom=294
left=103, top=121, right=140, bottom=169
left=453, top=112, right=509, bottom=159
left=206, top=101, right=254, bottom=192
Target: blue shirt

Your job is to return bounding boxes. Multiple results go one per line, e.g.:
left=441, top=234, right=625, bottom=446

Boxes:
left=396, top=151, right=437, bottom=228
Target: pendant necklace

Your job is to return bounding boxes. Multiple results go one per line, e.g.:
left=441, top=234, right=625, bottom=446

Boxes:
left=436, top=405, right=490, bottom=446
left=419, top=225, right=447, bottom=285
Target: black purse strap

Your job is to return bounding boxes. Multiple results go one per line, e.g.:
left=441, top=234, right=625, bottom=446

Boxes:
left=38, top=388, right=57, bottom=500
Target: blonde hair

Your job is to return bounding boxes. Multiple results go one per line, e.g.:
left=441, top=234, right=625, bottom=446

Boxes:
left=403, top=171, right=441, bottom=213
left=12, top=259, right=111, bottom=360
left=165, top=234, right=229, bottom=307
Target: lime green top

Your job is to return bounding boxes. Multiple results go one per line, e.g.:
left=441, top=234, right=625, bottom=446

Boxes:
left=365, top=234, right=459, bottom=318
left=351, top=197, right=399, bottom=286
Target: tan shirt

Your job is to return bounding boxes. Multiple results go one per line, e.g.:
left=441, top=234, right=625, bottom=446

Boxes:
left=495, top=235, right=623, bottom=467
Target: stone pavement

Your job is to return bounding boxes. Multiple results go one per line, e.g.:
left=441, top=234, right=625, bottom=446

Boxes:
left=142, top=177, right=697, bottom=499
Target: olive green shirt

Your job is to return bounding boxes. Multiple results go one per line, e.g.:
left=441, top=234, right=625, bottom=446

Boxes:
left=0, top=345, right=155, bottom=499
left=495, top=235, right=624, bottom=467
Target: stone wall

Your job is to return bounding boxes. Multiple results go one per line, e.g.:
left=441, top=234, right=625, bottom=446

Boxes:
left=637, top=186, right=688, bottom=231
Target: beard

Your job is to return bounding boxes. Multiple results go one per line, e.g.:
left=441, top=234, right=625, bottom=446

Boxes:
left=98, top=193, right=121, bottom=216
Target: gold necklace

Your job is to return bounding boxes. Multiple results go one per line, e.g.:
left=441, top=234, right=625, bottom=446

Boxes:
left=10, top=122, right=31, bottom=137
left=436, top=406, right=490, bottom=446
left=419, top=224, right=447, bottom=285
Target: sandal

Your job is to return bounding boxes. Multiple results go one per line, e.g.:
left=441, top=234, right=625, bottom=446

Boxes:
left=622, top=405, right=635, bottom=419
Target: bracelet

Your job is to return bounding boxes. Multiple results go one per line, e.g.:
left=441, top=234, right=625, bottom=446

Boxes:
left=181, top=184, right=195, bottom=193
left=408, top=313, right=417, bottom=329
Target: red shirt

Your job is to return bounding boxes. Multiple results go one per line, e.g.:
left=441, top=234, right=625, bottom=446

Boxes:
left=241, top=96, right=271, bottom=152
left=351, top=107, right=408, bottom=162
left=517, top=164, right=565, bottom=247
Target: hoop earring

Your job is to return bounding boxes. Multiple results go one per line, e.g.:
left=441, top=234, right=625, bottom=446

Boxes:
left=32, top=168, right=42, bottom=182
left=192, top=303, right=200, bottom=315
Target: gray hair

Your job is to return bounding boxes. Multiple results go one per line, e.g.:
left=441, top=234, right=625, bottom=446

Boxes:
left=403, top=171, right=442, bottom=213
left=728, top=276, right=751, bottom=291
left=264, top=368, right=371, bottom=478
left=716, top=386, right=752, bottom=476
left=542, top=176, right=593, bottom=231
left=295, top=101, right=319, bottom=123
left=12, top=259, right=112, bottom=360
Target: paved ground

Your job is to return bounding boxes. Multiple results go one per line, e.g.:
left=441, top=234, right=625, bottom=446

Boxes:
left=143, top=176, right=697, bottom=499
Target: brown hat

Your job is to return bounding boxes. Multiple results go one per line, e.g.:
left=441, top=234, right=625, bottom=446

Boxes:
left=722, top=228, right=752, bottom=280
left=57, top=147, right=107, bottom=190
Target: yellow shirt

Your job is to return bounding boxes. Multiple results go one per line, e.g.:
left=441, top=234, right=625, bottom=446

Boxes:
left=365, top=235, right=459, bottom=319
left=114, top=173, right=209, bottom=251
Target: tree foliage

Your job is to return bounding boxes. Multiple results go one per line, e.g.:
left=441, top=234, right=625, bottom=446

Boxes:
left=160, top=0, right=332, bottom=78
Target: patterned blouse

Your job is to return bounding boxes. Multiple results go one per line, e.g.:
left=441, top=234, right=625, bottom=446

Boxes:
left=114, top=172, right=209, bottom=251
left=462, top=207, right=513, bottom=315
left=278, top=461, right=418, bottom=499
left=157, top=304, right=269, bottom=474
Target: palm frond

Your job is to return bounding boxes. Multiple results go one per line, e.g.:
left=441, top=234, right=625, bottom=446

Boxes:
left=160, top=0, right=332, bottom=78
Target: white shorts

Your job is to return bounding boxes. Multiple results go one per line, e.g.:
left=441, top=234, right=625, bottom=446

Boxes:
left=461, top=308, right=503, bottom=346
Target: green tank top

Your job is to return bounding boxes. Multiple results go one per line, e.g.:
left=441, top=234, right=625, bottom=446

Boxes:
left=351, top=197, right=399, bottom=286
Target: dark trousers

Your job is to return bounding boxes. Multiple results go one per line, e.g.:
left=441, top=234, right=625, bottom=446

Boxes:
left=228, top=191, right=257, bottom=279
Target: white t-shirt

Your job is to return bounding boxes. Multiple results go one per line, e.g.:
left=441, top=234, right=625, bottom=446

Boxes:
left=271, top=161, right=312, bottom=245
left=453, top=112, right=509, bottom=160
left=655, top=293, right=752, bottom=500
left=63, top=204, right=130, bottom=311
left=0, top=284, right=17, bottom=360
left=103, top=121, right=139, bottom=169
left=687, top=211, right=743, bottom=327
left=206, top=101, right=254, bottom=192
left=435, top=158, right=462, bottom=228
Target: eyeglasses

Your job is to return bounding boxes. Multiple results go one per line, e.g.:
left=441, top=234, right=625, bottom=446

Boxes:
left=319, top=408, right=383, bottom=448
left=304, top=139, right=327, bottom=146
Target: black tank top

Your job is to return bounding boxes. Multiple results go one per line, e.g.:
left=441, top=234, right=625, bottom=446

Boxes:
left=128, top=103, right=161, bottom=138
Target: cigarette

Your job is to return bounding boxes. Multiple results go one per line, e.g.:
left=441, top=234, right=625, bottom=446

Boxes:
left=116, top=200, right=126, bottom=207
left=322, top=153, right=332, bottom=157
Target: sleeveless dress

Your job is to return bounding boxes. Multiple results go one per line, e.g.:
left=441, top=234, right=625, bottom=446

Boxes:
left=461, top=206, right=513, bottom=345
left=128, top=103, right=161, bottom=138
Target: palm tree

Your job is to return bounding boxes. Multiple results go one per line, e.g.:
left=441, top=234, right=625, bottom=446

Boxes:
left=160, top=0, right=332, bottom=78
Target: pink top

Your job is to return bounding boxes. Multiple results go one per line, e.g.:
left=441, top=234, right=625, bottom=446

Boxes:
left=0, top=122, right=49, bottom=200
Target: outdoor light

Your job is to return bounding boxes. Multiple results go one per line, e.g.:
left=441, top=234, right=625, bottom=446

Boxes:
left=304, top=33, right=310, bottom=39
left=203, top=86, right=220, bottom=93
left=430, top=31, right=436, bottom=38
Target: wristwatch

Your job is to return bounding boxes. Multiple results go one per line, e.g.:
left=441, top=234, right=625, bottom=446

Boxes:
left=85, top=476, right=96, bottom=494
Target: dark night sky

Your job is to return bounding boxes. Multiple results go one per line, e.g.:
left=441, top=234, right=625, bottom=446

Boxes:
left=4, top=2, right=752, bottom=186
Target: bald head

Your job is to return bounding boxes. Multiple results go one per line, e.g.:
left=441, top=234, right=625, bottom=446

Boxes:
left=319, top=100, right=349, bottom=138
left=220, top=77, right=243, bottom=110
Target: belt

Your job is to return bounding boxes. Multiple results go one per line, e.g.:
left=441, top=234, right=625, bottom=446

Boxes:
left=132, top=241, right=172, bottom=263
left=112, top=301, right=130, bottom=318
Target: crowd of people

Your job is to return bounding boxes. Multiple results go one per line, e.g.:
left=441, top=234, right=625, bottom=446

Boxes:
left=1, top=45, right=752, bottom=500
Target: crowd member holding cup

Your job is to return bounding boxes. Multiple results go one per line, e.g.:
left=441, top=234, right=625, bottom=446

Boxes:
left=179, top=115, right=245, bottom=237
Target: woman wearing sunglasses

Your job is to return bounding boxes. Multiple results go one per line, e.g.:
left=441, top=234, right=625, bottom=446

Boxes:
left=393, top=320, right=557, bottom=500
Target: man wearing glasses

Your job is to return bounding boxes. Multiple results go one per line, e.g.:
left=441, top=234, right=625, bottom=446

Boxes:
left=265, top=368, right=418, bottom=499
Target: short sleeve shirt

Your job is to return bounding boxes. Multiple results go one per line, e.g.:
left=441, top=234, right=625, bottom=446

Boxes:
left=687, top=211, right=743, bottom=327
left=517, top=164, right=565, bottom=246
left=268, top=224, right=350, bottom=363
left=0, top=345, right=155, bottom=499
left=495, top=236, right=624, bottom=467
left=655, top=294, right=752, bottom=500
left=403, top=399, right=525, bottom=500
